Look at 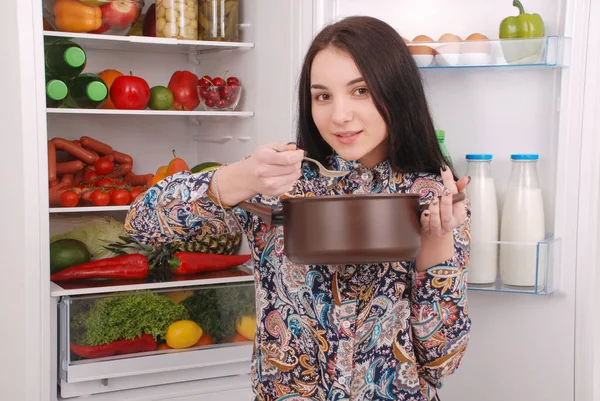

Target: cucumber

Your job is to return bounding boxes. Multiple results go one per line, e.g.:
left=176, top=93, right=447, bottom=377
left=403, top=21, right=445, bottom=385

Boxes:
left=50, top=239, right=91, bottom=274
left=191, top=162, right=221, bottom=174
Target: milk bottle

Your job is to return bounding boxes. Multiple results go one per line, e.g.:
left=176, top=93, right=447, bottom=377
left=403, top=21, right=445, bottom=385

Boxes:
left=465, top=154, right=499, bottom=285
left=499, top=154, right=545, bottom=287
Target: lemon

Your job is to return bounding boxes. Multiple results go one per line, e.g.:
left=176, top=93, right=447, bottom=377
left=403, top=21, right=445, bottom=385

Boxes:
left=166, top=320, right=203, bottom=349
left=235, top=315, right=257, bottom=340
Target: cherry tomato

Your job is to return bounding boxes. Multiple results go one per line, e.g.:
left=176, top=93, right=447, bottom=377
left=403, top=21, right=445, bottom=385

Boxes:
left=83, top=170, right=99, bottom=182
left=91, top=190, right=110, bottom=206
left=130, top=186, right=145, bottom=200
left=111, top=189, right=131, bottom=206
left=95, top=157, right=114, bottom=175
left=198, top=75, right=212, bottom=87
left=226, top=77, right=240, bottom=86
left=96, top=177, right=114, bottom=187
left=59, top=190, right=79, bottom=207
left=212, top=77, right=226, bottom=87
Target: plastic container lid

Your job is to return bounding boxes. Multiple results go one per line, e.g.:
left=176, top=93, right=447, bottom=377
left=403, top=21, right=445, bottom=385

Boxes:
left=63, top=47, right=86, bottom=68
left=511, top=154, right=539, bottom=160
left=436, top=130, right=445, bottom=141
left=466, top=154, right=493, bottom=160
left=46, top=79, right=68, bottom=101
left=86, top=81, right=108, bottom=102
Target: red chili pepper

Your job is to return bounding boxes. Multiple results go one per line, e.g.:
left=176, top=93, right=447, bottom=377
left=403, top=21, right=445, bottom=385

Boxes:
left=70, top=334, right=157, bottom=359
left=50, top=254, right=149, bottom=281
left=167, top=252, right=252, bottom=275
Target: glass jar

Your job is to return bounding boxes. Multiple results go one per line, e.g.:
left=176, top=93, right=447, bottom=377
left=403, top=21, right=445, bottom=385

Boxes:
left=156, top=0, right=199, bottom=40
left=199, top=0, right=239, bottom=42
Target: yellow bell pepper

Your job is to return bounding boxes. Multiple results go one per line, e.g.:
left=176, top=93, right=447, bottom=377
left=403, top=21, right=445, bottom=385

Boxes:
left=53, top=0, right=102, bottom=33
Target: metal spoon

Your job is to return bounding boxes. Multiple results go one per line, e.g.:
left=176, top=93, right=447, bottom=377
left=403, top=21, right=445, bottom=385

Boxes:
left=272, top=147, right=350, bottom=178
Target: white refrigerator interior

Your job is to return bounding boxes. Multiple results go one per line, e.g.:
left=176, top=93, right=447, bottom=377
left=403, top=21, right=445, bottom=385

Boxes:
left=1, top=0, right=599, bottom=400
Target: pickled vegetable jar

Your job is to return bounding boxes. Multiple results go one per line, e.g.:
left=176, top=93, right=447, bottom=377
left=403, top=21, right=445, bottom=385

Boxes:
left=156, top=0, right=199, bottom=40
left=199, top=0, right=239, bottom=42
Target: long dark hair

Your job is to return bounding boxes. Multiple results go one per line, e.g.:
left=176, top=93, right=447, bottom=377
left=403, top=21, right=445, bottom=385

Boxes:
left=296, top=16, right=447, bottom=175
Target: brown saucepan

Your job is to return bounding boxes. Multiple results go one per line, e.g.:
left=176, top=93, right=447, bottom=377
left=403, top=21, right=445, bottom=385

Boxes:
left=237, top=192, right=465, bottom=265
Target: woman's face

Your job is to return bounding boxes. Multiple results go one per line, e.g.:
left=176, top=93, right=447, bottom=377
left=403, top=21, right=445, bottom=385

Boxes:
left=310, top=47, right=388, bottom=167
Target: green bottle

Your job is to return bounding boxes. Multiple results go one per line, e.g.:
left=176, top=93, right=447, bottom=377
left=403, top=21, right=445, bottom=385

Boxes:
left=44, top=38, right=87, bottom=80
left=46, top=77, right=68, bottom=108
left=64, top=73, right=108, bottom=109
left=436, top=129, right=453, bottom=168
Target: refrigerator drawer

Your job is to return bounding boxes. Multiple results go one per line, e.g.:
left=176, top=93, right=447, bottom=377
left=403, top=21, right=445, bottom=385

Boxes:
left=58, top=282, right=256, bottom=398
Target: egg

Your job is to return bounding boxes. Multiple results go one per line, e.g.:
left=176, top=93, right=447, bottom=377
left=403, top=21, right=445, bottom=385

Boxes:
left=437, top=33, right=462, bottom=54
left=465, top=33, right=490, bottom=53
left=409, top=35, right=435, bottom=55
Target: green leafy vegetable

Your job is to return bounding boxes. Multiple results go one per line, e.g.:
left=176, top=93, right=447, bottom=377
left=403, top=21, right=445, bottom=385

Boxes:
left=181, top=284, right=255, bottom=342
left=71, top=292, right=189, bottom=346
left=50, top=215, right=129, bottom=260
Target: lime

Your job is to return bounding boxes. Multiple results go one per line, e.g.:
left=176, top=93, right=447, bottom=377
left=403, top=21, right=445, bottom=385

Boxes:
left=149, top=86, right=174, bottom=110
left=191, top=162, right=222, bottom=173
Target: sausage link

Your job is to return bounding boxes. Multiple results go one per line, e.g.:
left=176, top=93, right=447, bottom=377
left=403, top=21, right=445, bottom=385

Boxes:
left=124, top=173, right=153, bottom=186
left=48, top=140, right=57, bottom=182
left=113, top=151, right=133, bottom=165
left=52, top=138, right=98, bottom=164
left=56, top=160, right=85, bottom=175
left=80, top=136, right=114, bottom=155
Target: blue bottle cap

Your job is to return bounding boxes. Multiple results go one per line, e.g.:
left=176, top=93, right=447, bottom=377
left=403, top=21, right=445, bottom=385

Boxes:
left=511, top=154, right=539, bottom=160
left=466, top=154, right=493, bottom=160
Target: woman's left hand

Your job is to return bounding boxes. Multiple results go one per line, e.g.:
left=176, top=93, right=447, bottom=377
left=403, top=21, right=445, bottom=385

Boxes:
left=420, top=167, right=469, bottom=236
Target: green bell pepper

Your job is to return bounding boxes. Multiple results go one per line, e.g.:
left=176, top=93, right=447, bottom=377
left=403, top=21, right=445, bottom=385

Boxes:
left=499, top=0, right=545, bottom=39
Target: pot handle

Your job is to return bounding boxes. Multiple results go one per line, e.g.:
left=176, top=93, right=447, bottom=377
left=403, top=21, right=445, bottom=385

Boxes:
left=237, top=201, right=283, bottom=226
left=417, top=192, right=466, bottom=215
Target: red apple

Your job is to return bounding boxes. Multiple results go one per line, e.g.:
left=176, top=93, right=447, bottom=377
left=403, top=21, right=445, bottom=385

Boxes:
left=101, top=1, right=140, bottom=28
left=142, top=4, right=156, bottom=36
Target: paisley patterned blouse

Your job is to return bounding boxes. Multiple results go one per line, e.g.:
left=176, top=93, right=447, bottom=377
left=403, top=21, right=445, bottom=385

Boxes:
left=125, top=154, right=471, bottom=401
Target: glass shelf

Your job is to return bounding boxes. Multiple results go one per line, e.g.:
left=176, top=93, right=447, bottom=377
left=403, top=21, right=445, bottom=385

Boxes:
left=409, top=36, right=570, bottom=69
left=467, top=236, right=561, bottom=296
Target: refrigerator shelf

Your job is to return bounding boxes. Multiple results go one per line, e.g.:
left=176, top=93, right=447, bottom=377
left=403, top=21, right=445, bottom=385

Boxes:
left=411, top=36, right=571, bottom=69
left=43, top=31, right=255, bottom=54
left=50, top=205, right=130, bottom=213
left=467, top=235, right=561, bottom=296
left=50, top=264, right=254, bottom=297
left=46, top=108, right=255, bottom=118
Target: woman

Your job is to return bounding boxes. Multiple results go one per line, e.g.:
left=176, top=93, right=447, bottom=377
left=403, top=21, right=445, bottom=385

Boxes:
left=126, top=16, right=471, bottom=401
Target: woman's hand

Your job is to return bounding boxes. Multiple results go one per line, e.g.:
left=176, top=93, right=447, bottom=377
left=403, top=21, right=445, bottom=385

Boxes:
left=211, top=142, right=304, bottom=207
left=420, top=167, right=469, bottom=236
left=245, top=142, right=304, bottom=196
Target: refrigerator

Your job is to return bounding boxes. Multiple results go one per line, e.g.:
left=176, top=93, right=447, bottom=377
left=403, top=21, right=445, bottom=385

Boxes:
left=1, top=0, right=599, bottom=400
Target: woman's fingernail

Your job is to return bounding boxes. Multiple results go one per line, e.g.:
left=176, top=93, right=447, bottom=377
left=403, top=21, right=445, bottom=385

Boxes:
left=432, top=198, right=439, bottom=205
left=442, top=164, right=448, bottom=171
left=287, top=141, right=297, bottom=145
left=468, top=176, right=472, bottom=185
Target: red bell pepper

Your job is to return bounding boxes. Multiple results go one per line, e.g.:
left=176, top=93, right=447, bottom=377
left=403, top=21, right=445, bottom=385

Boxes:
left=168, top=70, right=200, bottom=111
left=168, top=252, right=252, bottom=275
left=70, top=334, right=157, bottom=359
left=50, top=253, right=149, bottom=281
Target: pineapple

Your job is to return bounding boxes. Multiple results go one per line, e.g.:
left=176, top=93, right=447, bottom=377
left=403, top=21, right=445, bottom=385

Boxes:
left=105, top=231, right=243, bottom=282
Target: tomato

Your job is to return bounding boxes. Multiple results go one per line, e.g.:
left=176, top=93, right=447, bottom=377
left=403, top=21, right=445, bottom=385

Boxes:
left=130, top=186, right=145, bottom=200
left=83, top=170, right=99, bottom=182
left=110, top=74, right=151, bottom=110
left=168, top=70, right=200, bottom=111
left=226, top=77, right=240, bottom=86
left=94, top=157, right=114, bottom=175
left=96, top=177, right=114, bottom=188
left=111, top=189, right=131, bottom=206
left=59, top=190, right=79, bottom=207
left=91, top=190, right=110, bottom=206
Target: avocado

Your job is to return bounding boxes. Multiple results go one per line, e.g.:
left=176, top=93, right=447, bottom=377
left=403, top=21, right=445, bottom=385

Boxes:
left=50, top=239, right=91, bottom=274
left=191, top=162, right=221, bottom=174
